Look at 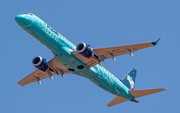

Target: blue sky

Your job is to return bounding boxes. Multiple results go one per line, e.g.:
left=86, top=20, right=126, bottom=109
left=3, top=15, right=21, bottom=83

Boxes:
left=0, top=0, right=179, bottom=112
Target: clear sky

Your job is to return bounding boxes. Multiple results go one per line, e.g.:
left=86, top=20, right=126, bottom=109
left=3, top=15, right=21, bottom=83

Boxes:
left=0, top=0, right=179, bottom=113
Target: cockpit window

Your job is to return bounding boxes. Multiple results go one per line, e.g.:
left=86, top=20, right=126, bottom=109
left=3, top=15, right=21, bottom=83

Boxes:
left=27, top=13, right=33, bottom=16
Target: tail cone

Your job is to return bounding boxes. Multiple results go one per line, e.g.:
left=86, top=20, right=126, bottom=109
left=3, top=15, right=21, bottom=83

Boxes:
left=134, top=98, right=139, bottom=103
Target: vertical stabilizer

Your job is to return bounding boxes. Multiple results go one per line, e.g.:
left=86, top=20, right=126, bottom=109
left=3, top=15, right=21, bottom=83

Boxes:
left=121, top=68, right=137, bottom=90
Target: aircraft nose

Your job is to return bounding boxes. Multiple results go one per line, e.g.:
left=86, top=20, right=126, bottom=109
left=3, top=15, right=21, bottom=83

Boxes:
left=15, top=14, right=33, bottom=27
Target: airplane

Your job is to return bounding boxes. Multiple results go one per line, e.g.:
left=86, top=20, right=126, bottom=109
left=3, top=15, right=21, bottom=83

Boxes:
left=15, top=13, right=166, bottom=107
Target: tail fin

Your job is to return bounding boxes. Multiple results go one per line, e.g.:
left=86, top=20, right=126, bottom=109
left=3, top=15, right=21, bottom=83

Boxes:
left=121, top=68, right=137, bottom=90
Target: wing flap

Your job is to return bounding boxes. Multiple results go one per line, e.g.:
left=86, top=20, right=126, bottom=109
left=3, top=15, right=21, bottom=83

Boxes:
left=94, top=42, right=154, bottom=59
left=18, top=70, right=48, bottom=86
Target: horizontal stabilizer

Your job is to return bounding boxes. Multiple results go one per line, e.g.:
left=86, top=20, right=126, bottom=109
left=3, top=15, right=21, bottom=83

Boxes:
left=107, top=96, right=128, bottom=107
left=129, top=88, right=166, bottom=98
left=107, top=88, right=166, bottom=107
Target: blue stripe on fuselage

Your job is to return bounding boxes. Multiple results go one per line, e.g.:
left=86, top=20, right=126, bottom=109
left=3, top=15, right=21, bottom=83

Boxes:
left=16, top=13, right=136, bottom=101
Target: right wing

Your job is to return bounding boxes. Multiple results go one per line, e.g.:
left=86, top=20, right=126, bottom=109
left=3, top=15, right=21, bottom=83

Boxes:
left=18, top=58, right=71, bottom=86
left=72, top=39, right=160, bottom=68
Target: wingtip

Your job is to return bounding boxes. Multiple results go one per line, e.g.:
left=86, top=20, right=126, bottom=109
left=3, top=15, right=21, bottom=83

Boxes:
left=161, top=88, right=166, bottom=91
left=151, top=38, right=161, bottom=46
left=18, top=81, right=24, bottom=86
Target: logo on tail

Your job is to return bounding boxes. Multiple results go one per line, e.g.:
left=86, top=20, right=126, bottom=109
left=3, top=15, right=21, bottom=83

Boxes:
left=121, top=68, right=137, bottom=90
left=127, top=75, right=135, bottom=90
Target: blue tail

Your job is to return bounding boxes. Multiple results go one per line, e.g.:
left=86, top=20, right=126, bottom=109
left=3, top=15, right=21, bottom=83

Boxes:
left=121, top=68, right=137, bottom=90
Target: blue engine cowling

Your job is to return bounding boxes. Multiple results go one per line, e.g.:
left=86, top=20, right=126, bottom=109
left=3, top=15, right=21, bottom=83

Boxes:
left=76, top=42, right=93, bottom=58
left=32, top=56, right=49, bottom=72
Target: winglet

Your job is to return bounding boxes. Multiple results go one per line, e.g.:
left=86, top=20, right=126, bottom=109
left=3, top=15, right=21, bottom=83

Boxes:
left=151, top=38, right=161, bottom=46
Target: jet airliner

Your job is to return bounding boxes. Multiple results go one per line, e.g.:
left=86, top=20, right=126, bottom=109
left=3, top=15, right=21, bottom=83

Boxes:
left=15, top=13, right=166, bottom=107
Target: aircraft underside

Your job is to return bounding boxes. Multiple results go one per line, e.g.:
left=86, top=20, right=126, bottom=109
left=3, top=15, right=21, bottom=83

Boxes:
left=15, top=13, right=166, bottom=107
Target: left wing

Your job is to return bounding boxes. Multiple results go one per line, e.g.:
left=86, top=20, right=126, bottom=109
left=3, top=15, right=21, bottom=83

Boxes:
left=18, top=58, right=71, bottom=86
left=72, top=39, right=160, bottom=68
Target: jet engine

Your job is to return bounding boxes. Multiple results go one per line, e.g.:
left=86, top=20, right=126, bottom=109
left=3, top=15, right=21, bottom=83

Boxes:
left=32, top=56, right=49, bottom=72
left=76, top=42, right=94, bottom=58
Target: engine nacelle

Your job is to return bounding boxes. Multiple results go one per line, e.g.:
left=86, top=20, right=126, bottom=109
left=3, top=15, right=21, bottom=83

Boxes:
left=32, top=56, right=49, bottom=72
left=76, top=42, right=93, bottom=58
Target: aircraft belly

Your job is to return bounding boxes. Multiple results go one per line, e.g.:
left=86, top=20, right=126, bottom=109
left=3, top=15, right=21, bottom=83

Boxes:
left=51, top=48, right=94, bottom=78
